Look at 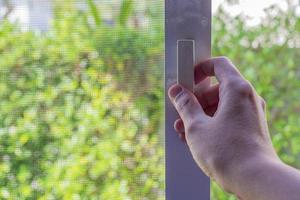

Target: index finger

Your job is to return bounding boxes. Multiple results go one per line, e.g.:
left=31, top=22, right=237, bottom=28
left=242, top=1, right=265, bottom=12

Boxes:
left=195, top=57, right=243, bottom=85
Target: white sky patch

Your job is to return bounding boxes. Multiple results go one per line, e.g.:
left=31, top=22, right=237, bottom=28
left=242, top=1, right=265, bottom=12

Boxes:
left=9, top=4, right=29, bottom=26
left=213, top=0, right=290, bottom=26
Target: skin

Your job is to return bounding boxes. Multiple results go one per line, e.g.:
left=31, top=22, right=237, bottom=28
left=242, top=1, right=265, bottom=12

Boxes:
left=168, top=57, right=300, bottom=200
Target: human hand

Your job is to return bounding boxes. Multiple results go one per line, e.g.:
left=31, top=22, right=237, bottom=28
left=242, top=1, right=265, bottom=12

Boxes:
left=168, top=57, right=279, bottom=194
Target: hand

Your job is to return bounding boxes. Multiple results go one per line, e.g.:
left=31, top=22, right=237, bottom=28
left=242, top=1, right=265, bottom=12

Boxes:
left=168, top=57, right=280, bottom=195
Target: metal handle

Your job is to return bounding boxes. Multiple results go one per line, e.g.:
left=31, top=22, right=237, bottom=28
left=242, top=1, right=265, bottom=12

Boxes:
left=177, top=40, right=195, bottom=92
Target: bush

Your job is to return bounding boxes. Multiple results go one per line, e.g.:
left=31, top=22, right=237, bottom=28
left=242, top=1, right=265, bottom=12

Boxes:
left=0, top=1, right=164, bottom=199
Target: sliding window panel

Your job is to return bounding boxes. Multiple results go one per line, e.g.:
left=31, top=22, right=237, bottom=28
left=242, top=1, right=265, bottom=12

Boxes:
left=0, top=1, right=165, bottom=199
left=165, top=0, right=211, bottom=199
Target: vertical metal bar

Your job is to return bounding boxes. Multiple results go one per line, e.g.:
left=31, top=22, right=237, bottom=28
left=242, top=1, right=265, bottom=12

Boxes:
left=165, top=0, right=211, bottom=199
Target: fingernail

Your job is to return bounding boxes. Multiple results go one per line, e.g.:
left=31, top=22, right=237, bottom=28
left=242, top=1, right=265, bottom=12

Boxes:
left=169, top=84, right=183, bottom=100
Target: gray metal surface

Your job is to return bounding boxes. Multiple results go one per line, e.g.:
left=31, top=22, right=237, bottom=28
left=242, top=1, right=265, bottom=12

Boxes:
left=165, top=0, right=211, bottom=199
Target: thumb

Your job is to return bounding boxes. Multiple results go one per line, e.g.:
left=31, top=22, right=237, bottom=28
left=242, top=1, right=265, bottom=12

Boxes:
left=168, top=84, right=208, bottom=127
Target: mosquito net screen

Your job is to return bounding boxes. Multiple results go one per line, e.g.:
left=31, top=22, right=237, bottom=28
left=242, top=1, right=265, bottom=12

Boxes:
left=0, top=0, right=164, bottom=199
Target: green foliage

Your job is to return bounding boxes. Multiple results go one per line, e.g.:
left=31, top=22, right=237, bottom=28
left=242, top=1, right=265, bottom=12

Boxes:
left=118, top=0, right=134, bottom=26
left=86, top=0, right=102, bottom=26
left=0, top=0, right=299, bottom=199
left=0, top=1, right=163, bottom=199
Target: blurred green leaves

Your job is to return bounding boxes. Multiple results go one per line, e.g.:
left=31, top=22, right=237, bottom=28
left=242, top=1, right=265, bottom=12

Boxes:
left=119, top=0, right=134, bottom=26
left=86, top=0, right=102, bottom=26
left=0, top=0, right=163, bottom=199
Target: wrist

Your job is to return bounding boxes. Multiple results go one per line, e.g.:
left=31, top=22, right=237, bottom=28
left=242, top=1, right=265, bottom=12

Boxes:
left=227, top=153, right=283, bottom=197
left=214, top=149, right=281, bottom=195
left=227, top=155, right=300, bottom=200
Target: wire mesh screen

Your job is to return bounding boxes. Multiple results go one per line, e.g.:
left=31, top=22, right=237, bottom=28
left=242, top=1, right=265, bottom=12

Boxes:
left=0, top=0, right=164, bottom=199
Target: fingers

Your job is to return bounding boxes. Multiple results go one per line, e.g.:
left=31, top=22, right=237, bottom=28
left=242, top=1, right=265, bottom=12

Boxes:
left=172, top=84, right=220, bottom=142
left=168, top=84, right=209, bottom=128
left=174, top=104, right=217, bottom=142
left=173, top=104, right=217, bottom=142
left=195, top=57, right=256, bottom=114
left=174, top=119, right=186, bottom=142
left=195, top=84, right=220, bottom=110
left=174, top=118, right=184, bottom=133
left=195, top=56, right=243, bottom=85
left=204, top=105, right=219, bottom=117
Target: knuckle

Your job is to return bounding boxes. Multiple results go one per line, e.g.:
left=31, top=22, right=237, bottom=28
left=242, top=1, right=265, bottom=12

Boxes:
left=227, top=79, right=253, bottom=97
left=214, top=57, right=231, bottom=70
left=216, top=56, right=231, bottom=64
left=185, top=120, right=199, bottom=134
left=175, top=91, right=191, bottom=112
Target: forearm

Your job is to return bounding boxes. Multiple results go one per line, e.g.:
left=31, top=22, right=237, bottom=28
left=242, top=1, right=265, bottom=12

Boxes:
left=230, top=156, right=300, bottom=200
left=169, top=58, right=300, bottom=200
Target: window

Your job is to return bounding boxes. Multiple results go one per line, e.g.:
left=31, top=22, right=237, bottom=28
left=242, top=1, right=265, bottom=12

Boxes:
left=0, top=0, right=164, bottom=199
left=0, top=0, right=299, bottom=199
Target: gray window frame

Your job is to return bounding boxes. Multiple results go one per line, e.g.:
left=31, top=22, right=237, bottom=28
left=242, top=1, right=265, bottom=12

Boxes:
left=165, top=0, right=212, bottom=199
